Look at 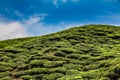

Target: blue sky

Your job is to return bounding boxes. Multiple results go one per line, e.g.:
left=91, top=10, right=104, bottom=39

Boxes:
left=0, top=0, right=120, bottom=40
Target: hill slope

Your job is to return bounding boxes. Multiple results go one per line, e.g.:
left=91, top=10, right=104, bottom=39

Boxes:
left=0, top=24, right=120, bottom=80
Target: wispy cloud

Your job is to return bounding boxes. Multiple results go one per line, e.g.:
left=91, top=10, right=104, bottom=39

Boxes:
left=53, top=0, right=58, bottom=8
left=0, top=13, right=47, bottom=40
left=95, top=14, right=120, bottom=25
left=26, top=20, right=83, bottom=36
left=1, top=12, right=120, bottom=40
left=0, top=13, right=80, bottom=40
left=42, top=0, right=79, bottom=8
left=0, top=21, right=28, bottom=40
left=24, top=13, right=47, bottom=26
left=25, top=17, right=40, bottom=26
left=24, top=13, right=82, bottom=36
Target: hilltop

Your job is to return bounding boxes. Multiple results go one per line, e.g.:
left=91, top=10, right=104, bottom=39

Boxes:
left=0, top=24, right=120, bottom=80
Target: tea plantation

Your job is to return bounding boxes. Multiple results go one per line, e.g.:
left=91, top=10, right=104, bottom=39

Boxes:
left=0, top=25, right=120, bottom=80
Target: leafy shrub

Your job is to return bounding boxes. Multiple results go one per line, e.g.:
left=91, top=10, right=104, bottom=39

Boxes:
left=18, top=64, right=29, bottom=70
left=21, top=75, right=32, bottom=80
left=3, top=48, right=24, bottom=54
left=30, top=60, right=46, bottom=67
left=43, top=61, right=64, bottom=68
left=0, top=76, right=11, bottom=80
left=40, top=55, right=63, bottom=61
left=28, top=68, right=48, bottom=75
left=66, top=69, right=79, bottom=75
left=33, top=74, right=44, bottom=80
left=42, top=73, right=64, bottom=80
left=0, top=25, right=120, bottom=80
left=0, top=55, right=10, bottom=61
left=107, top=64, right=120, bottom=80
left=54, top=51, right=66, bottom=57
left=43, top=47, right=58, bottom=53
left=0, top=71, right=11, bottom=78
left=63, top=63, right=83, bottom=71
left=60, top=48, right=77, bottom=54
left=0, top=62, right=15, bottom=67
left=49, top=67, right=67, bottom=74
left=0, top=66, right=13, bottom=72
left=5, top=52, right=16, bottom=58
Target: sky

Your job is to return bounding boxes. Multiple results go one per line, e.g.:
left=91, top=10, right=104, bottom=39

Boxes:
left=0, top=0, right=120, bottom=40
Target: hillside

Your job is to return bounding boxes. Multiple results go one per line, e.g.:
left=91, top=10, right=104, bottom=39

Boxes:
left=0, top=24, right=120, bottom=80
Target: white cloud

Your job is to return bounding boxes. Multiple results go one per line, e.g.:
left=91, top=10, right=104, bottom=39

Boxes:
left=42, top=0, right=79, bottom=8
left=27, top=21, right=83, bottom=36
left=0, top=22, right=28, bottom=40
left=0, top=13, right=82, bottom=40
left=0, top=13, right=48, bottom=40
left=25, top=13, right=47, bottom=26
left=62, top=0, right=67, bottom=3
left=53, top=0, right=59, bottom=8
left=25, top=17, right=40, bottom=26
left=22, top=13, right=83, bottom=37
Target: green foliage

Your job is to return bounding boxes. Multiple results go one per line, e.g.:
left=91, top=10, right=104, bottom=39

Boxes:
left=60, top=48, right=78, bottom=54
left=43, top=61, right=64, bottom=68
left=54, top=50, right=66, bottom=57
left=0, top=24, right=120, bottom=80
left=42, top=73, right=64, bottom=80
left=21, top=75, right=32, bottom=80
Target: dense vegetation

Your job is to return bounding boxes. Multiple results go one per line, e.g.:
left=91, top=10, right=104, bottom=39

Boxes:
left=0, top=24, right=120, bottom=80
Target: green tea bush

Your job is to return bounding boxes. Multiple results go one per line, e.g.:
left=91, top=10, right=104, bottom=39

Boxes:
left=54, top=41, right=71, bottom=48
left=42, top=73, right=64, bottom=80
left=63, top=63, right=83, bottom=71
left=30, top=60, right=45, bottom=67
left=40, top=55, right=62, bottom=61
left=54, top=51, right=66, bottom=57
left=33, top=74, right=44, bottom=80
left=66, top=69, right=79, bottom=75
left=43, top=61, right=64, bottom=68
left=60, top=48, right=77, bottom=54
left=3, top=48, right=24, bottom=54
left=0, top=76, right=12, bottom=80
left=0, top=71, right=11, bottom=78
left=0, top=55, right=10, bottom=61
left=107, top=64, right=120, bottom=80
left=0, top=66, right=13, bottom=72
left=0, top=25, right=120, bottom=80
left=28, top=68, right=48, bottom=75
left=0, top=62, right=15, bottom=67
left=18, top=64, right=29, bottom=70
left=21, top=75, right=32, bottom=80
left=49, top=67, right=67, bottom=74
